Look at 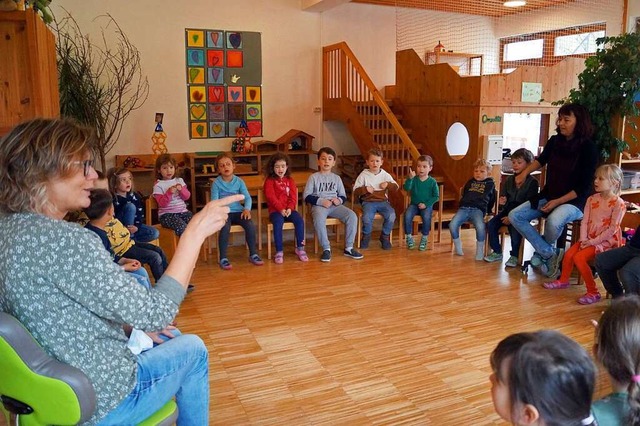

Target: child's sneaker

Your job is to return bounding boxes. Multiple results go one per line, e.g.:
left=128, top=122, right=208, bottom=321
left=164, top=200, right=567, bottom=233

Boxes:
left=361, top=234, right=371, bottom=249
left=343, top=248, right=364, bottom=259
left=419, top=236, right=428, bottom=251
left=295, top=247, right=309, bottom=262
left=483, top=252, right=503, bottom=263
left=219, top=258, right=232, bottom=270
left=505, top=256, right=519, bottom=268
left=544, top=248, right=564, bottom=278
left=274, top=251, right=284, bottom=264
left=542, top=280, right=570, bottom=289
left=249, top=254, right=264, bottom=266
left=530, top=253, right=543, bottom=267
left=380, top=234, right=392, bottom=250
left=406, top=235, right=415, bottom=250
left=320, top=250, right=331, bottom=262
left=577, top=292, right=602, bottom=305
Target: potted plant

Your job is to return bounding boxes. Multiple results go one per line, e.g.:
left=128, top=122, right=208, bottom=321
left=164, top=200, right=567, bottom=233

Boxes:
left=561, top=32, right=640, bottom=159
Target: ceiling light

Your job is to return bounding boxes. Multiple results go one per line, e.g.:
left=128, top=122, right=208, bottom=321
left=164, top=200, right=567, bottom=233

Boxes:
left=504, top=0, right=527, bottom=6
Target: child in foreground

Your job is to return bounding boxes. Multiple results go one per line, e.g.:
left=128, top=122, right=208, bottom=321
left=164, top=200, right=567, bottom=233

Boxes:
left=303, top=147, right=362, bottom=262
left=211, top=152, right=263, bottom=270
left=543, top=164, right=626, bottom=305
left=490, top=330, right=596, bottom=425
left=484, top=148, right=538, bottom=267
left=449, top=159, right=496, bottom=260
left=592, top=295, right=640, bottom=426
left=263, top=152, right=308, bottom=263
left=402, top=155, right=439, bottom=251
left=353, top=148, right=399, bottom=250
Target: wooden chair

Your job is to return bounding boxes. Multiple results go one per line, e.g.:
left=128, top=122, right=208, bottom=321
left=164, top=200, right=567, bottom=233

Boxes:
left=350, top=191, right=393, bottom=248
left=144, top=197, right=180, bottom=260
left=398, top=182, right=444, bottom=250
left=258, top=188, right=306, bottom=260
left=449, top=187, right=494, bottom=255
left=305, top=202, right=345, bottom=254
left=205, top=191, right=250, bottom=262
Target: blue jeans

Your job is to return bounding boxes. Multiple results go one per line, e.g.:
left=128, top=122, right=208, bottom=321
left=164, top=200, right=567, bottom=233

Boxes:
left=486, top=212, right=521, bottom=256
left=269, top=211, right=305, bottom=252
left=128, top=268, right=151, bottom=289
left=118, top=203, right=160, bottom=243
left=449, top=207, right=485, bottom=241
left=98, top=334, right=209, bottom=425
left=218, top=212, right=258, bottom=259
left=404, top=204, right=432, bottom=236
left=361, top=201, right=395, bottom=235
left=508, top=199, right=583, bottom=259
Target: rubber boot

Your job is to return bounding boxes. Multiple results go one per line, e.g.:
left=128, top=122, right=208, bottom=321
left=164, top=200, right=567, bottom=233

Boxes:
left=380, top=233, right=392, bottom=250
left=475, top=241, right=485, bottom=261
left=453, top=238, right=463, bottom=256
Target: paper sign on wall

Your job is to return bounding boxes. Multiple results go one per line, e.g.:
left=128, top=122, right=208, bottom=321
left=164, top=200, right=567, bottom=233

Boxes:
left=521, top=82, right=542, bottom=103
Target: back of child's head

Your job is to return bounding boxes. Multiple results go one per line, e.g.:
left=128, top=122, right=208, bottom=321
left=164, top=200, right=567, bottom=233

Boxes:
left=596, top=296, right=640, bottom=425
left=215, top=152, right=234, bottom=168
left=368, top=148, right=383, bottom=159
left=473, top=158, right=492, bottom=173
left=318, top=147, right=336, bottom=159
left=595, top=164, right=623, bottom=196
left=510, top=148, right=534, bottom=164
left=84, top=188, right=114, bottom=220
left=155, top=154, right=177, bottom=179
left=416, top=155, right=433, bottom=168
left=107, top=167, right=132, bottom=194
left=265, top=152, right=291, bottom=178
left=491, top=330, right=595, bottom=426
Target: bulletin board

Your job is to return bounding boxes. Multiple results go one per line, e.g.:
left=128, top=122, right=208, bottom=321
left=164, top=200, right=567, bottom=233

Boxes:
left=185, top=29, right=262, bottom=139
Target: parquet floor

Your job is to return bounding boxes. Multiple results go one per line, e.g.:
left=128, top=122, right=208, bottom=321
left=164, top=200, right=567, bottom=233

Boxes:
left=179, top=228, right=611, bottom=425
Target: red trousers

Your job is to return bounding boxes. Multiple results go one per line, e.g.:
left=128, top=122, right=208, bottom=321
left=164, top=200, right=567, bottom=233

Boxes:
left=558, top=243, right=597, bottom=294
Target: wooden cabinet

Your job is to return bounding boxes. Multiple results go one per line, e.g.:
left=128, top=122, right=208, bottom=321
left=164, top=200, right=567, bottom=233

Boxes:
left=0, top=10, right=59, bottom=135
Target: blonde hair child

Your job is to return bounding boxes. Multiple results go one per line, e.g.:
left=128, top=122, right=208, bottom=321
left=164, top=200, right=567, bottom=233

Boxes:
left=543, top=164, right=625, bottom=305
left=152, top=154, right=193, bottom=236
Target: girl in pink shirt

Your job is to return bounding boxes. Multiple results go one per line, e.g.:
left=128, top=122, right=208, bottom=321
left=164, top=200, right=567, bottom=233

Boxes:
left=543, top=164, right=626, bottom=305
left=152, top=154, right=192, bottom=236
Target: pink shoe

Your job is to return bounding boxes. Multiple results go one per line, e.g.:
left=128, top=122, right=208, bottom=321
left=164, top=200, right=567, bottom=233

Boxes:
left=274, top=251, right=284, bottom=264
left=578, top=293, right=602, bottom=305
left=295, top=247, right=309, bottom=262
left=542, top=280, right=570, bottom=289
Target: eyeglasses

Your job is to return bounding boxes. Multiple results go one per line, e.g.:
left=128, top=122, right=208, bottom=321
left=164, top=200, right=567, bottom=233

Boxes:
left=71, top=159, right=95, bottom=177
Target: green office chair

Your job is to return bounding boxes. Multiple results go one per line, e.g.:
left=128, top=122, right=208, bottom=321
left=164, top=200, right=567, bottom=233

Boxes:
left=0, top=312, right=178, bottom=426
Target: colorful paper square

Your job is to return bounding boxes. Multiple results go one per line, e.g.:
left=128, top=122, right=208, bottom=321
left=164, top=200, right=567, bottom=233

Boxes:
left=189, top=86, right=206, bottom=103
left=188, top=68, right=205, bottom=84
left=209, top=104, right=225, bottom=120
left=246, top=86, right=261, bottom=102
left=191, top=122, right=207, bottom=138
left=207, top=30, right=223, bottom=48
left=207, top=50, right=224, bottom=68
left=227, top=86, right=243, bottom=103
left=246, top=104, right=261, bottom=120
left=226, top=51, right=243, bottom=68
left=186, top=30, right=204, bottom=47
left=226, top=32, right=243, bottom=49
left=208, top=86, right=225, bottom=103
left=228, top=121, right=242, bottom=137
left=209, top=122, right=225, bottom=137
left=207, top=68, right=224, bottom=84
left=227, top=104, right=245, bottom=121
left=187, top=49, right=204, bottom=66
left=247, top=120, right=262, bottom=137
left=189, top=104, right=207, bottom=120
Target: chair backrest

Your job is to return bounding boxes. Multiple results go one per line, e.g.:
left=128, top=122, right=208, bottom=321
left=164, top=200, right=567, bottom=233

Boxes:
left=0, top=313, right=96, bottom=425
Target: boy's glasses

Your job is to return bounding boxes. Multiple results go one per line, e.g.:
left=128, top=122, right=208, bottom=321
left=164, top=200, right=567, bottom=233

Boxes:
left=71, top=159, right=95, bottom=177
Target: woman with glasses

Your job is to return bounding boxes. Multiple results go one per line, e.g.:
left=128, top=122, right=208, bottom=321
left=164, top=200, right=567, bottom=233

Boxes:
left=0, top=118, right=241, bottom=425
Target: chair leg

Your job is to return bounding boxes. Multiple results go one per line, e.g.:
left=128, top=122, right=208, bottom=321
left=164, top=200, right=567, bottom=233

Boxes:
left=267, top=228, right=272, bottom=260
left=357, top=215, right=361, bottom=248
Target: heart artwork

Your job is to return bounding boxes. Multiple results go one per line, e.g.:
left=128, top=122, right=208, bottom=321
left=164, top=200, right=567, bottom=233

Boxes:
left=189, top=68, right=201, bottom=83
left=212, top=56, right=220, bottom=66
left=211, top=32, right=219, bottom=46
left=249, top=89, right=257, bottom=100
left=195, top=124, right=205, bottom=137
left=231, top=90, right=240, bottom=101
left=192, top=34, right=199, bottom=43
left=212, top=124, right=223, bottom=134
left=190, top=104, right=206, bottom=120
left=212, top=87, right=223, bottom=102
left=192, top=90, right=203, bottom=102
left=229, top=33, right=242, bottom=49
left=247, top=107, right=259, bottom=117
left=191, top=51, right=200, bottom=63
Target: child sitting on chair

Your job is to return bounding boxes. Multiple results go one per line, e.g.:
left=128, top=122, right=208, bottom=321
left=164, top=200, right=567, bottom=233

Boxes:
left=211, top=152, right=263, bottom=270
left=353, top=148, right=399, bottom=250
left=449, top=159, right=496, bottom=260
left=403, top=155, right=439, bottom=251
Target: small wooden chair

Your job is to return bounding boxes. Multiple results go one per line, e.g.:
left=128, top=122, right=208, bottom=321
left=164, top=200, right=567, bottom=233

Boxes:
left=205, top=191, right=250, bottom=262
left=144, top=197, right=180, bottom=260
left=398, top=182, right=444, bottom=250
left=259, top=189, right=306, bottom=260
left=351, top=191, right=393, bottom=248
left=306, top=203, right=345, bottom=254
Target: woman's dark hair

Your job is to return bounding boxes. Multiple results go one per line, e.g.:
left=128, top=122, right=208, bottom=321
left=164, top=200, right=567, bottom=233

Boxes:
left=556, top=103, right=594, bottom=141
left=596, top=296, right=640, bottom=425
left=491, top=330, right=596, bottom=426
left=265, top=152, right=291, bottom=178
left=154, top=154, right=178, bottom=180
left=83, top=189, right=114, bottom=220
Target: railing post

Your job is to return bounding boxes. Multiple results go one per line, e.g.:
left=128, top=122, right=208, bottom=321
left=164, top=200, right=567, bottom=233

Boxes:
left=340, top=50, right=347, bottom=99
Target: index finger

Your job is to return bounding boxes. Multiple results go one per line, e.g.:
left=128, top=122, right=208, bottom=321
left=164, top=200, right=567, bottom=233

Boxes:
left=208, top=194, right=244, bottom=207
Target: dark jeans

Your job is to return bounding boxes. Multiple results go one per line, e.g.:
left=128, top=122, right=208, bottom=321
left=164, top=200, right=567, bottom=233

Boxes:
left=486, top=212, right=521, bottom=256
left=218, top=212, right=258, bottom=259
left=595, top=245, right=640, bottom=298
left=123, top=242, right=168, bottom=282
left=269, top=211, right=305, bottom=252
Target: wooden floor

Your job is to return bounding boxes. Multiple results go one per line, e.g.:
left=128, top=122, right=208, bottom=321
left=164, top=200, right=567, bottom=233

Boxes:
left=180, top=228, right=611, bottom=425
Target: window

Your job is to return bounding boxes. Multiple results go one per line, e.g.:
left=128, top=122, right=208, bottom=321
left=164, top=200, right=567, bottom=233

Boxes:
left=554, top=30, right=604, bottom=56
left=503, top=39, right=544, bottom=61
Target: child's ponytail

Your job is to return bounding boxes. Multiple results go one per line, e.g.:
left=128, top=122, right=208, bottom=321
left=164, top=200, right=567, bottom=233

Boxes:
left=628, top=376, right=640, bottom=425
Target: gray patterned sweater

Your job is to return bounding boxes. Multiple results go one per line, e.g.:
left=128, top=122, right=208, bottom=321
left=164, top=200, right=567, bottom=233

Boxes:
left=0, top=213, right=185, bottom=424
